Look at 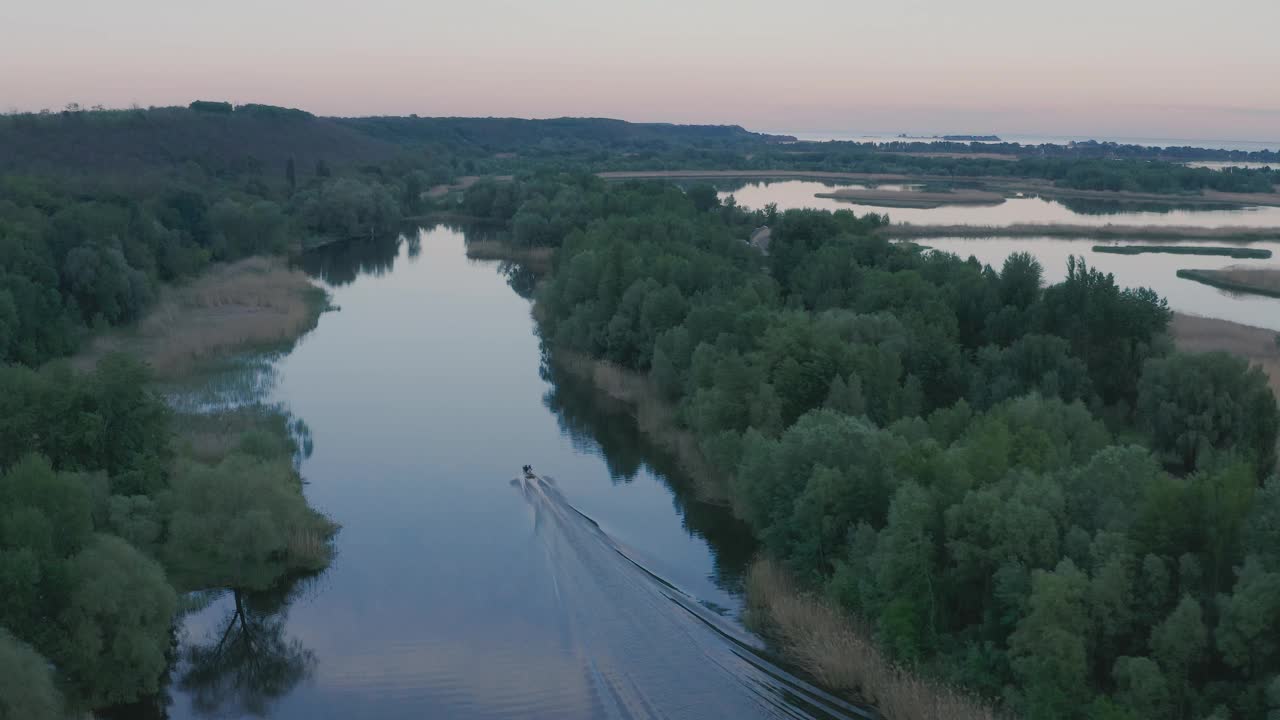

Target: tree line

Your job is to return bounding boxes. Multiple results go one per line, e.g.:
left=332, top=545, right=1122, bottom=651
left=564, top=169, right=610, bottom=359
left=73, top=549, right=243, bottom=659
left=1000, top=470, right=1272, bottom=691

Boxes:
left=481, top=174, right=1280, bottom=718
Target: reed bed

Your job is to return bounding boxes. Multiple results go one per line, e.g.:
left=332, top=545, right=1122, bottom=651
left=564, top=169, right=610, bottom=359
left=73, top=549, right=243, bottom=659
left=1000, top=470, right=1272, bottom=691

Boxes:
left=73, top=257, right=325, bottom=377
left=747, top=558, right=1003, bottom=720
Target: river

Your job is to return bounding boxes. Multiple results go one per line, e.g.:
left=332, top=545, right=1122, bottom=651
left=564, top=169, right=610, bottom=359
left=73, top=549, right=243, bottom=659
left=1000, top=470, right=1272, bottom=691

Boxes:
left=161, top=227, right=866, bottom=720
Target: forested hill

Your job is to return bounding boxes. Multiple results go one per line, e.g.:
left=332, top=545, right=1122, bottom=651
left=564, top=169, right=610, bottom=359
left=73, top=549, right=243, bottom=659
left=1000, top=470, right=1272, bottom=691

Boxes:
left=0, top=102, right=791, bottom=177
left=340, top=115, right=796, bottom=150
left=0, top=103, right=399, bottom=176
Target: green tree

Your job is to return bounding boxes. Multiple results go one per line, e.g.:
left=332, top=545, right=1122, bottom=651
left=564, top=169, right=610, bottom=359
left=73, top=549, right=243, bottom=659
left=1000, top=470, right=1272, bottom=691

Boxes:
left=0, top=628, right=63, bottom=720
left=164, top=454, right=335, bottom=591
left=1009, top=558, right=1092, bottom=720
left=1136, top=352, right=1278, bottom=474
left=58, top=534, right=176, bottom=707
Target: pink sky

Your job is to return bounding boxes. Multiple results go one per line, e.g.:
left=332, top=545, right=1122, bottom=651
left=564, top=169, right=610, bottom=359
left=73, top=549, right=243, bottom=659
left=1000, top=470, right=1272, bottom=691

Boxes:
left=3, top=0, right=1278, bottom=141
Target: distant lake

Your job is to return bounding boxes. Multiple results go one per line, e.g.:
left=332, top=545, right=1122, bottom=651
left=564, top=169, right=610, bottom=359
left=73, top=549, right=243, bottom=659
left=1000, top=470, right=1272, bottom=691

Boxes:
left=718, top=179, right=1280, bottom=228
left=720, top=180, right=1280, bottom=331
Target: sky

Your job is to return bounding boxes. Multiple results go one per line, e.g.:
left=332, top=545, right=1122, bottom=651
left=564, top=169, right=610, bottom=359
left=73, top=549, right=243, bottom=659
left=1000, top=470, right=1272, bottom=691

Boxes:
left=3, top=0, right=1278, bottom=141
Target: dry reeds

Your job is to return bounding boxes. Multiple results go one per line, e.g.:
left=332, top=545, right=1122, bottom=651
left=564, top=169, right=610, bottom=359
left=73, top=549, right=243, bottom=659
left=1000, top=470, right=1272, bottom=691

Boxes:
left=747, top=558, right=1003, bottom=720
left=72, top=257, right=325, bottom=378
left=1171, top=312, right=1280, bottom=398
left=287, top=523, right=338, bottom=570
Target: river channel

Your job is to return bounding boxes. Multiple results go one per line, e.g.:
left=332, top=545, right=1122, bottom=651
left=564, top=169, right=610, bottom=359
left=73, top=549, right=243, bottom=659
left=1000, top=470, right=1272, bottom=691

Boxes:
left=161, top=227, right=866, bottom=720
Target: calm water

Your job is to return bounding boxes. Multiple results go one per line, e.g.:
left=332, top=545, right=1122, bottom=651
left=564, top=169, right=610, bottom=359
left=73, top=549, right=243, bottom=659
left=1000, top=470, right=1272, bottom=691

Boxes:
left=918, top=238, right=1280, bottom=332
left=161, top=227, right=864, bottom=720
left=719, top=179, right=1280, bottom=227
left=723, top=181, right=1280, bottom=331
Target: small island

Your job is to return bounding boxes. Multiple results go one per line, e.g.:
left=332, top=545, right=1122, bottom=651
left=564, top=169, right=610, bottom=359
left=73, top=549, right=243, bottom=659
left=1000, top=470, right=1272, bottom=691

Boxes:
left=896, top=133, right=1003, bottom=142
left=1177, top=266, right=1280, bottom=298
left=1093, top=245, right=1272, bottom=259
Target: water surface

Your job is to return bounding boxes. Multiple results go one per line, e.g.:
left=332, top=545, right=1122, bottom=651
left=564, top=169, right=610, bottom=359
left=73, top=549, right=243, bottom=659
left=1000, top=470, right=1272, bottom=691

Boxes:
left=719, top=180, right=1280, bottom=227
left=722, top=181, right=1280, bottom=330
left=162, top=227, right=863, bottom=720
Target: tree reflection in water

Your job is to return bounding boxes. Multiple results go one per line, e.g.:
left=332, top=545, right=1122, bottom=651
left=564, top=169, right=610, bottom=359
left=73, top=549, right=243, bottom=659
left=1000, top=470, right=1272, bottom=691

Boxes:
left=176, top=574, right=319, bottom=718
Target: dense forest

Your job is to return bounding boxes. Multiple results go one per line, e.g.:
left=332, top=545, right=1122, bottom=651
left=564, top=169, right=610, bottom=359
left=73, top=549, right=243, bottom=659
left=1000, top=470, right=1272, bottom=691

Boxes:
left=0, top=103, right=416, bottom=715
left=463, top=173, right=1280, bottom=719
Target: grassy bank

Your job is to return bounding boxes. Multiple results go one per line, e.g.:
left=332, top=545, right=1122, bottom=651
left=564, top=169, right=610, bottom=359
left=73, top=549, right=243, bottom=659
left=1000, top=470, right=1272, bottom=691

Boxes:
left=72, top=257, right=328, bottom=379
left=882, top=222, right=1280, bottom=241
left=1177, top=267, right=1280, bottom=299
left=1094, top=245, right=1272, bottom=258
left=746, top=558, right=1002, bottom=720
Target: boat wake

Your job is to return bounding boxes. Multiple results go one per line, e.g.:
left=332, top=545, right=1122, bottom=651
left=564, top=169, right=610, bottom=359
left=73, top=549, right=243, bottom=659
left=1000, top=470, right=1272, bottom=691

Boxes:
left=512, top=474, right=871, bottom=720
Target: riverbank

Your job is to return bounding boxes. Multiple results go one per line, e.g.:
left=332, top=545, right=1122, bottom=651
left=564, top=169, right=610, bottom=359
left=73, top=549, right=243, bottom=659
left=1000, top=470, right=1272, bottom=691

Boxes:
left=882, top=223, right=1280, bottom=241
left=1176, top=267, right=1280, bottom=299
left=1171, top=312, right=1280, bottom=397
left=71, top=256, right=328, bottom=379
left=546, top=351, right=1006, bottom=718
left=549, top=351, right=729, bottom=503
left=746, top=558, right=1001, bottom=720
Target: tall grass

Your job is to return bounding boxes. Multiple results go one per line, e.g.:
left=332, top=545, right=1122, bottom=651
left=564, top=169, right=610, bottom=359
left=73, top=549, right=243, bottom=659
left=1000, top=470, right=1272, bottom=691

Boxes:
left=747, top=558, right=1003, bottom=720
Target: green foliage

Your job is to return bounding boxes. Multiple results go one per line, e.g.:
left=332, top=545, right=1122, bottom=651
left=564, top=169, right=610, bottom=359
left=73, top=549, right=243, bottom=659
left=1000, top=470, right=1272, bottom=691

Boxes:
left=517, top=173, right=1278, bottom=717
left=293, top=176, right=401, bottom=246
left=1137, top=351, right=1279, bottom=474
left=0, top=356, right=171, bottom=492
left=163, top=453, right=335, bottom=591
left=58, top=534, right=176, bottom=707
left=0, top=628, right=63, bottom=720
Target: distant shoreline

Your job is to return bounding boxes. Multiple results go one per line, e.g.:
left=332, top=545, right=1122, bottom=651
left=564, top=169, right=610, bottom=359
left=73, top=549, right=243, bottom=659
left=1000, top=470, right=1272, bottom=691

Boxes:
left=594, top=170, right=1280, bottom=208
left=881, top=223, right=1280, bottom=241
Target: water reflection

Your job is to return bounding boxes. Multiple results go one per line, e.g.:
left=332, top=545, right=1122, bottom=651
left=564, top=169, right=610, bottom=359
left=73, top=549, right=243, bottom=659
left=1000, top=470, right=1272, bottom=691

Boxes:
left=175, top=575, right=322, bottom=718
left=294, top=233, right=404, bottom=287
